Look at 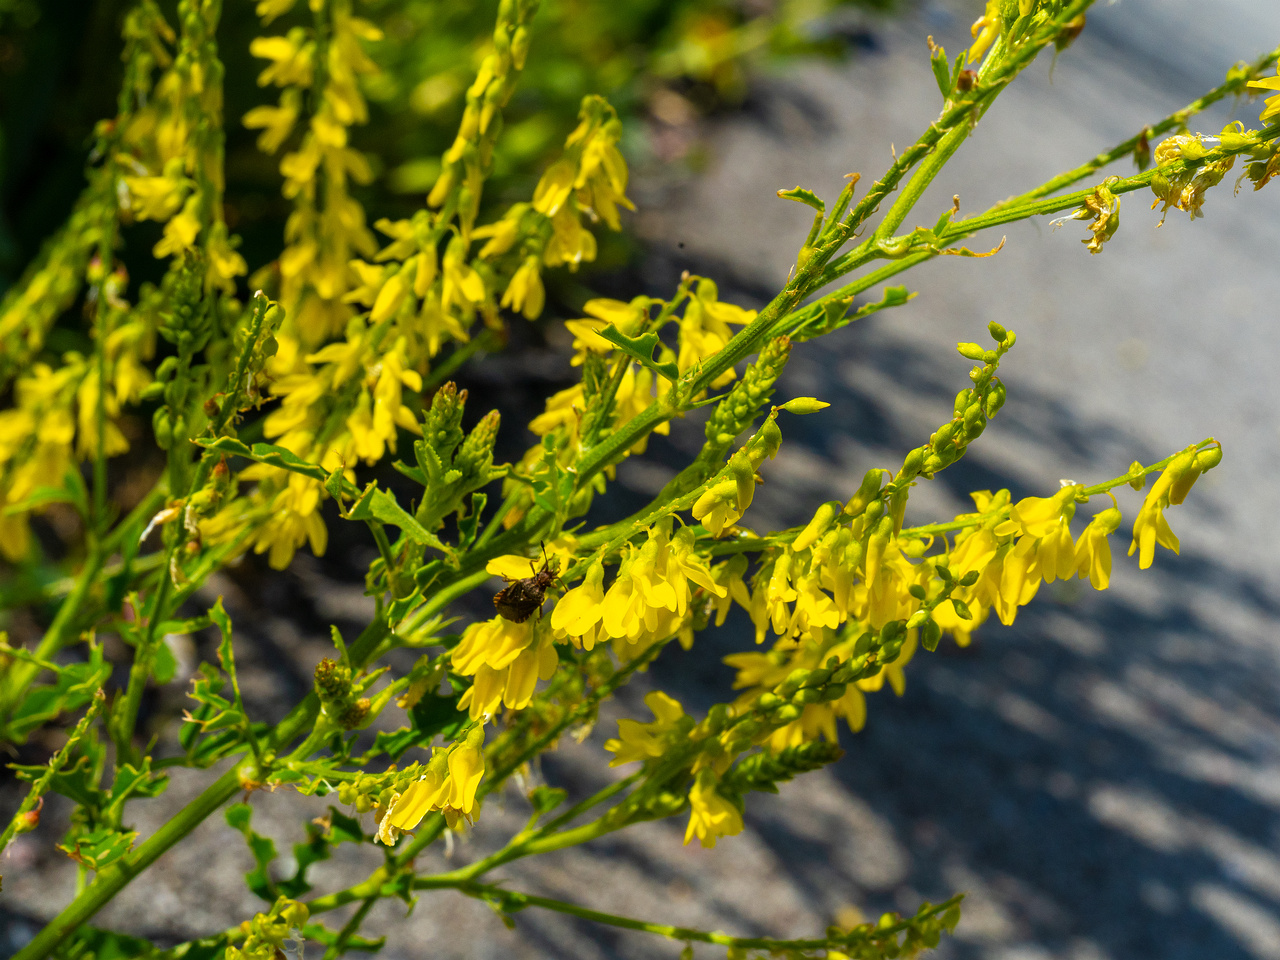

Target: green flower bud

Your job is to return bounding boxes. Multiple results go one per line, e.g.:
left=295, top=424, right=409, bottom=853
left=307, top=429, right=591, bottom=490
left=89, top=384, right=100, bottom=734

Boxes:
left=776, top=397, right=830, bottom=415
left=844, top=469, right=886, bottom=518
left=984, top=381, right=1007, bottom=419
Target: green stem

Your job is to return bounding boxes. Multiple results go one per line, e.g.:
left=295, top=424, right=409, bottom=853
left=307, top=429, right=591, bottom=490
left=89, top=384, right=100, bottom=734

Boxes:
left=322, top=896, right=376, bottom=960
left=0, top=693, right=104, bottom=856
left=420, top=878, right=963, bottom=953
left=996, top=42, right=1280, bottom=207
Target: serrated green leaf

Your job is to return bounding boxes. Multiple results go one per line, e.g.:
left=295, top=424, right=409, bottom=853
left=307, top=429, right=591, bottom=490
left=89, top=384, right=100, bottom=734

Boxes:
left=930, top=44, right=952, bottom=97
left=596, top=325, right=679, bottom=382
left=226, top=802, right=279, bottom=902
left=59, top=827, right=138, bottom=871
left=776, top=186, right=825, bottom=213
left=346, top=483, right=449, bottom=552
left=326, top=806, right=365, bottom=845
left=392, top=459, right=428, bottom=486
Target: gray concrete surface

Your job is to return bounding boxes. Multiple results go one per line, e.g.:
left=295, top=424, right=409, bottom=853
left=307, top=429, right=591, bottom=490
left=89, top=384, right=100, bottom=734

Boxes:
left=6, top=2, right=1280, bottom=959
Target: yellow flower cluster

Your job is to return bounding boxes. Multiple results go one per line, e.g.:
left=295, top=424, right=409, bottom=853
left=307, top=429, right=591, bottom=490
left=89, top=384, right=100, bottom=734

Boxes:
left=722, top=443, right=1219, bottom=749
left=0, top=307, right=153, bottom=559
left=248, top=0, right=380, bottom=346
left=451, top=616, right=558, bottom=721
left=218, top=13, right=636, bottom=568
left=376, top=725, right=486, bottom=840
left=553, top=524, right=723, bottom=658
left=603, top=691, right=744, bottom=848
left=119, top=0, right=244, bottom=288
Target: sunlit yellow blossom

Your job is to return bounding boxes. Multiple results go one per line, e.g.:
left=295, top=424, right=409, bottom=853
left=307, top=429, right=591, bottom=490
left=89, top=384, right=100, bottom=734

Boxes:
left=378, top=725, right=486, bottom=843
left=604, top=691, right=688, bottom=765
left=1034, top=517, right=1076, bottom=585
left=968, top=0, right=1002, bottom=63
left=563, top=296, right=650, bottom=361
left=996, top=486, right=1078, bottom=540
left=684, top=770, right=743, bottom=848
left=677, top=279, right=755, bottom=386
left=1075, top=506, right=1121, bottom=589
left=551, top=559, right=606, bottom=649
left=453, top=617, right=557, bottom=720
left=1249, top=71, right=1280, bottom=123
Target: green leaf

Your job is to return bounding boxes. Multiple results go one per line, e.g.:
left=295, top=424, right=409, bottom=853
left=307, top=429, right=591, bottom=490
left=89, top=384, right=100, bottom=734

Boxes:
left=346, top=482, right=450, bottom=553
left=596, top=324, right=680, bottom=382
left=776, top=186, right=825, bottom=213
left=59, top=827, right=138, bottom=871
left=930, top=43, right=952, bottom=97
left=529, top=786, right=568, bottom=816
left=392, top=459, right=428, bottom=486
left=326, top=806, right=365, bottom=845
left=195, top=437, right=359, bottom=496
left=104, top=759, right=169, bottom=823
left=457, top=491, right=487, bottom=548
left=4, top=650, right=110, bottom=743
left=226, top=802, right=279, bottom=902
left=411, top=689, right=469, bottom=741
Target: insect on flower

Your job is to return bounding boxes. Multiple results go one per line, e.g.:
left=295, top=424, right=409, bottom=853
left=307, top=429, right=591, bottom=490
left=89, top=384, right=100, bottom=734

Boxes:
left=493, top=546, right=558, bottom=623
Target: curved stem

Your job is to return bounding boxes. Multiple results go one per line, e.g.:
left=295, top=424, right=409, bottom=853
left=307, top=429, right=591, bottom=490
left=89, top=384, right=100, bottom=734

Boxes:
left=420, top=878, right=963, bottom=954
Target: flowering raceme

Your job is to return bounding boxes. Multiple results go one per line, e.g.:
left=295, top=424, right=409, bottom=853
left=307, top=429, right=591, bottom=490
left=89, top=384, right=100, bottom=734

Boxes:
left=1, top=2, right=1262, bottom=956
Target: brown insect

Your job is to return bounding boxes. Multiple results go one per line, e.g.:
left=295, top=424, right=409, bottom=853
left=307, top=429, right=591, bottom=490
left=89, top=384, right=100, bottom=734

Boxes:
left=493, top=547, right=557, bottom=623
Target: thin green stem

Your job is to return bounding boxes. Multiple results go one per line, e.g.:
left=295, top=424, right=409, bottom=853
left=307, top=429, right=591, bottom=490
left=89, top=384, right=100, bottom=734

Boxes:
left=0, top=693, right=104, bottom=856
left=322, top=896, right=376, bottom=960
left=419, top=878, right=963, bottom=953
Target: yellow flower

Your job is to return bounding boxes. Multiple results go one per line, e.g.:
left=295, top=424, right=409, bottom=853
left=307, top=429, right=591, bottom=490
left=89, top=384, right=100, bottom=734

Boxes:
left=684, top=770, right=743, bottom=848
left=1249, top=71, right=1280, bottom=123
left=123, top=161, right=189, bottom=221
left=377, top=725, right=486, bottom=843
left=604, top=691, right=687, bottom=765
left=252, top=473, right=328, bottom=570
left=996, top=486, right=1078, bottom=540
left=243, top=89, right=301, bottom=153
left=968, top=0, right=1002, bottom=63
left=551, top=560, right=606, bottom=649
left=1129, top=496, right=1178, bottom=570
left=500, top=256, right=545, bottom=320
left=1128, top=451, right=1197, bottom=569
left=1075, top=506, right=1121, bottom=589
left=250, top=30, right=314, bottom=88
left=543, top=204, right=597, bottom=268
left=152, top=197, right=201, bottom=259
left=453, top=617, right=557, bottom=720
left=677, top=279, right=755, bottom=386
left=563, top=296, right=650, bottom=360
left=1035, top=517, right=1076, bottom=585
